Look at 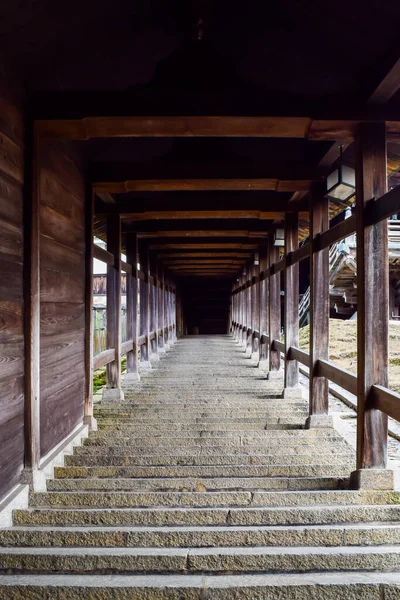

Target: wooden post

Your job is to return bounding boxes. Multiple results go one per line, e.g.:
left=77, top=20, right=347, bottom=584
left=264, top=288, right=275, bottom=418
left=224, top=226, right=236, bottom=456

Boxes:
left=283, top=212, right=300, bottom=396
left=307, top=183, right=330, bottom=427
left=125, top=233, right=139, bottom=382
left=252, top=261, right=260, bottom=358
left=139, top=242, right=151, bottom=369
left=23, top=122, right=41, bottom=475
left=149, top=253, right=159, bottom=362
left=268, top=234, right=281, bottom=378
left=241, top=272, right=247, bottom=347
left=351, top=121, right=392, bottom=489
left=246, top=264, right=253, bottom=355
left=164, top=273, right=170, bottom=349
left=259, top=246, right=269, bottom=369
left=158, top=265, right=166, bottom=352
left=84, top=185, right=97, bottom=429
left=104, top=214, right=124, bottom=400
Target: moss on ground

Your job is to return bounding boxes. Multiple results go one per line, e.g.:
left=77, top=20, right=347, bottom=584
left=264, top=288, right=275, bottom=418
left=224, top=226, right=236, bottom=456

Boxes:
left=93, top=356, right=128, bottom=393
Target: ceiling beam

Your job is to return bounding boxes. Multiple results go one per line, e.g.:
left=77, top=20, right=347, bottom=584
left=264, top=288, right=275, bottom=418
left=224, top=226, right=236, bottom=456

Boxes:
left=369, top=58, right=400, bottom=105
left=96, top=192, right=115, bottom=204
left=118, top=210, right=307, bottom=221
left=94, top=178, right=313, bottom=194
left=156, top=252, right=252, bottom=258
left=135, top=230, right=268, bottom=238
left=34, top=115, right=398, bottom=142
left=150, top=243, right=260, bottom=250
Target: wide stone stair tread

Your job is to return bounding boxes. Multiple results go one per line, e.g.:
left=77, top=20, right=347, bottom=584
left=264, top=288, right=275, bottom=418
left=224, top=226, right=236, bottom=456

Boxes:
left=1, top=335, right=400, bottom=597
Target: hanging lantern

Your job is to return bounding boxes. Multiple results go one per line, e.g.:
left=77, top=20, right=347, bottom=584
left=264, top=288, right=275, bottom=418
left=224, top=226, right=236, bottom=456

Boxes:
left=325, top=146, right=355, bottom=201
left=273, top=229, right=284, bottom=247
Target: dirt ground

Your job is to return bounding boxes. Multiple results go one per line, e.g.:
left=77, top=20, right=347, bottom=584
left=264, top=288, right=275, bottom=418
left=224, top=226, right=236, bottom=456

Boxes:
left=298, top=319, right=400, bottom=393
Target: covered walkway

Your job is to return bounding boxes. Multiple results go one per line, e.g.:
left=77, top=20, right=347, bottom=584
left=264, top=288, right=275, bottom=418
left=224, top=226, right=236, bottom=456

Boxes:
left=3, top=336, right=400, bottom=597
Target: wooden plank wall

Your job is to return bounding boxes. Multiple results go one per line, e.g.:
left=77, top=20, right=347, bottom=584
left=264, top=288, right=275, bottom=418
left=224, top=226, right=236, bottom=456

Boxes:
left=38, top=139, right=86, bottom=457
left=0, top=89, right=25, bottom=499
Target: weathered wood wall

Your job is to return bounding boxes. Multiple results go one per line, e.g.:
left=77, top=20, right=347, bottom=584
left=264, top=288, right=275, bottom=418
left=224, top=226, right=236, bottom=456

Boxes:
left=39, top=139, right=86, bottom=457
left=0, top=89, right=25, bottom=499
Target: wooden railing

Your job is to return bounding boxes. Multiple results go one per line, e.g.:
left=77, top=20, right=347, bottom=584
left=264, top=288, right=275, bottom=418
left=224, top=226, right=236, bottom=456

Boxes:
left=232, top=135, right=400, bottom=480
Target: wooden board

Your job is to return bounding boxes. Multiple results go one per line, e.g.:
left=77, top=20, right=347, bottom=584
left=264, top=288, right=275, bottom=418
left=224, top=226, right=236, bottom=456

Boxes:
left=0, top=90, right=25, bottom=500
left=38, top=138, right=86, bottom=458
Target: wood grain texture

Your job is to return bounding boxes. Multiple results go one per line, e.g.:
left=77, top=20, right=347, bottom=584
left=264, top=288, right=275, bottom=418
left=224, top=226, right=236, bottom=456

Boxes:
left=0, top=89, right=25, bottom=500
left=38, top=138, right=86, bottom=458
left=106, top=215, right=122, bottom=388
left=284, top=213, right=299, bottom=388
left=125, top=234, right=139, bottom=374
left=355, top=122, right=389, bottom=470
left=309, top=184, right=329, bottom=416
left=268, top=236, right=281, bottom=372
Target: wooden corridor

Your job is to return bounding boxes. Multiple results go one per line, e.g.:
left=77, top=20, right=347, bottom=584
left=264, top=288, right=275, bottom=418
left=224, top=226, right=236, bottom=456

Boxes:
left=2, top=335, right=400, bottom=597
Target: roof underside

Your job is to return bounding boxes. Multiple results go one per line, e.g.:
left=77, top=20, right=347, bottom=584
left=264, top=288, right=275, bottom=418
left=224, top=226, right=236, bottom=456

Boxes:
left=2, top=0, right=400, bottom=279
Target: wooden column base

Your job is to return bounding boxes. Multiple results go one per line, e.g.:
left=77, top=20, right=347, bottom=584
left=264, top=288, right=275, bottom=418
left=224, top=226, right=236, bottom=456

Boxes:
left=139, top=360, right=152, bottom=371
left=305, top=414, right=333, bottom=428
left=350, top=468, right=394, bottom=490
left=102, top=387, right=124, bottom=401
left=124, top=372, right=140, bottom=383
left=282, top=388, right=303, bottom=399
left=83, top=415, right=98, bottom=431
left=267, top=370, right=283, bottom=381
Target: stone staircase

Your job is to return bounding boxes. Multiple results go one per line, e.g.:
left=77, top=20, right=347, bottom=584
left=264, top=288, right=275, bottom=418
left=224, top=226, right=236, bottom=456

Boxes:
left=1, top=335, right=400, bottom=598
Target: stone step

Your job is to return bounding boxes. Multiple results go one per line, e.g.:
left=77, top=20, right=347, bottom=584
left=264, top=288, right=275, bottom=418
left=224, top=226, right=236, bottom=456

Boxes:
left=5, top=521, right=400, bottom=545
left=97, top=422, right=307, bottom=431
left=54, top=464, right=353, bottom=479
left=46, top=475, right=348, bottom=492
left=1, top=571, right=400, bottom=599
left=2, top=544, right=400, bottom=575
left=28, top=490, right=400, bottom=509
left=11, top=506, right=400, bottom=530
left=72, top=445, right=348, bottom=457
left=65, top=453, right=355, bottom=467
left=83, top=431, right=347, bottom=443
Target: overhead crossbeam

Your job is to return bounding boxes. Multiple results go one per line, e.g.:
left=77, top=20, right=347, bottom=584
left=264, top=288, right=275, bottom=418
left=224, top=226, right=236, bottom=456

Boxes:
left=94, top=178, right=313, bottom=194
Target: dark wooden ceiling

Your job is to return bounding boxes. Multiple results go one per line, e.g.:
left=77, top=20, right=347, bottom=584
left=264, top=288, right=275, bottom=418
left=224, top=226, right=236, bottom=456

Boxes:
left=2, top=0, right=400, bottom=280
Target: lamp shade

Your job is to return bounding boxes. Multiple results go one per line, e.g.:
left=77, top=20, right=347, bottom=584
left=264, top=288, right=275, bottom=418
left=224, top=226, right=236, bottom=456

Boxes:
left=274, top=228, right=284, bottom=247
left=326, top=165, right=355, bottom=201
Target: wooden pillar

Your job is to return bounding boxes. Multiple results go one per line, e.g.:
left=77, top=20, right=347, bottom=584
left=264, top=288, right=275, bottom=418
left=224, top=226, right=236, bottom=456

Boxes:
left=125, top=233, right=139, bottom=382
left=139, top=242, right=151, bottom=368
left=241, top=272, right=247, bottom=346
left=24, top=122, right=41, bottom=474
left=268, top=234, right=281, bottom=377
left=164, top=273, right=170, bottom=349
left=259, top=246, right=269, bottom=367
left=104, top=214, right=124, bottom=400
left=158, top=265, right=166, bottom=352
left=307, top=183, right=330, bottom=427
left=252, top=261, right=260, bottom=356
left=149, top=253, right=159, bottom=362
left=84, top=185, right=97, bottom=429
left=283, top=212, right=300, bottom=394
left=351, top=121, right=392, bottom=489
left=246, top=264, right=253, bottom=354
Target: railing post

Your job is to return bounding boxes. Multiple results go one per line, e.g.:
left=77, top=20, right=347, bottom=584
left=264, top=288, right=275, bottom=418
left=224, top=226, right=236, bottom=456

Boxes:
left=158, top=265, right=166, bottom=353
left=259, top=246, right=269, bottom=371
left=246, top=263, right=253, bottom=356
left=283, top=212, right=301, bottom=398
left=84, top=185, right=97, bottom=429
left=351, top=121, right=393, bottom=490
left=252, top=261, right=260, bottom=360
left=149, top=253, right=159, bottom=364
left=268, top=234, right=281, bottom=379
left=306, top=183, right=330, bottom=427
left=139, top=242, right=151, bottom=370
left=241, top=272, right=247, bottom=349
left=103, top=214, right=124, bottom=400
left=125, top=233, right=140, bottom=382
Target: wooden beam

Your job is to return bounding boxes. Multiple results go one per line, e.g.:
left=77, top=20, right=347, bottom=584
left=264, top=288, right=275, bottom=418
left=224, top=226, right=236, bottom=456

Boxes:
left=37, top=116, right=313, bottom=140
left=136, top=230, right=270, bottom=238
left=150, top=243, right=259, bottom=250
left=369, top=59, right=400, bottom=104
left=159, top=252, right=251, bottom=259
left=93, top=243, right=114, bottom=266
left=355, top=122, right=389, bottom=472
left=122, top=210, right=301, bottom=221
left=94, top=178, right=313, bottom=194
left=284, top=212, right=299, bottom=389
left=96, top=191, right=115, bottom=204
left=309, top=183, right=330, bottom=422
